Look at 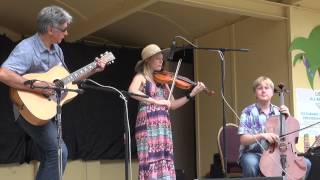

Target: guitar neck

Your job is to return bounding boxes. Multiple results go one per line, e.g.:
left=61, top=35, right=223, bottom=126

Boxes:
left=61, top=61, right=97, bottom=84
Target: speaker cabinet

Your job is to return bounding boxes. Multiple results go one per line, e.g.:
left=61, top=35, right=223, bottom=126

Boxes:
left=306, top=155, right=320, bottom=180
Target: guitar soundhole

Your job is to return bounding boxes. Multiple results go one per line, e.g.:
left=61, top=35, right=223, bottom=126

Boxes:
left=53, top=79, right=64, bottom=88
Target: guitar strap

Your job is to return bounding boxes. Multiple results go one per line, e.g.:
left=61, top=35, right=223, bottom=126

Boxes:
left=13, top=105, right=20, bottom=121
left=55, top=47, right=70, bottom=72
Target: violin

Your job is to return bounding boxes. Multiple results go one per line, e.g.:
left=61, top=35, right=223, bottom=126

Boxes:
left=259, top=84, right=306, bottom=180
left=153, top=70, right=215, bottom=95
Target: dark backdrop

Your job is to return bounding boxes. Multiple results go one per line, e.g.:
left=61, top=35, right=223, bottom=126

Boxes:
left=0, top=34, right=140, bottom=163
left=0, top=34, right=193, bottom=163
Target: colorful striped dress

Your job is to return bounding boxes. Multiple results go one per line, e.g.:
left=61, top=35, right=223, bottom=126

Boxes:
left=135, top=80, right=176, bottom=180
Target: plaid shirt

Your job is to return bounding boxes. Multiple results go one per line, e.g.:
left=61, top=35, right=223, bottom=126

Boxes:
left=238, top=103, right=280, bottom=158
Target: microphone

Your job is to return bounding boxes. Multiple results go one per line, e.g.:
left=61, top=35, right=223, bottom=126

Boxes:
left=239, top=48, right=249, bottom=52
left=297, top=152, right=307, bottom=156
left=72, top=80, right=87, bottom=87
left=71, top=80, right=86, bottom=94
left=297, top=151, right=316, bottom=156
left=168, top=37, right=176, bottom=61
left=24, top=79, right=37, bottom=88
left=297, top=146, right=317, bottom=156
left=75, top=89, right=85, bottom=94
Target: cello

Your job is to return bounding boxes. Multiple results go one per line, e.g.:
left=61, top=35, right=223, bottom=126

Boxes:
left=259, top=84, right=307, bottom=180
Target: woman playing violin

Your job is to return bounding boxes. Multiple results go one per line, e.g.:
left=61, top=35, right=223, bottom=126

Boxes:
left=128, top=44, right=205, bottom=180
left=238, top=76, right=311, bottom=179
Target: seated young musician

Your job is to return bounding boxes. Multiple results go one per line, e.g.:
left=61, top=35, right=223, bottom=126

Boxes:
left=238, top=76, right=311, bottom=179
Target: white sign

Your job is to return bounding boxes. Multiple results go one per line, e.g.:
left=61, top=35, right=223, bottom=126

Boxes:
left=296, top=88, right=320, bottom=136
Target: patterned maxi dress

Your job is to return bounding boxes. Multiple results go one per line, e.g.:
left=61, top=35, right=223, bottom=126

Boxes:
left=135, top=80, right=176, bottom=180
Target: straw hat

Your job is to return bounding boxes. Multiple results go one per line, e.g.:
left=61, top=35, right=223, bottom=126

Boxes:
left=141, top=44, right=162, bottom=61
left=135, top=44, right=169, bottom=72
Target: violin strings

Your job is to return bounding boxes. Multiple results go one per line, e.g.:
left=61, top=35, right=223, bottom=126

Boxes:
left=220, top=90, right=292, bottom=179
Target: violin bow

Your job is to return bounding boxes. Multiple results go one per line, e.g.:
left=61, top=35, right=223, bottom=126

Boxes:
left=168, top=58, right=182, bottom=100
left=280, top=121, right=320, bottom=138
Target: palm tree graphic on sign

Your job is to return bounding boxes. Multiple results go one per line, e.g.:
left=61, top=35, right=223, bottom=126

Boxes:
left=289, top=25, right=320, bottom=89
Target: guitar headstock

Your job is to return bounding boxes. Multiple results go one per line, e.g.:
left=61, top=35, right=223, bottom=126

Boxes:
left=98, top=51, right=116, bottom=65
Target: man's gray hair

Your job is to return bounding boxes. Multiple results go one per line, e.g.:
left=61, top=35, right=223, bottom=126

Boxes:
left=36, top=5, right=72, bottom=34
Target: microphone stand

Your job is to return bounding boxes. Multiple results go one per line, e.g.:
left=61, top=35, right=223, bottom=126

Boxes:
left=203, top=47, right=245, bottom=177
left=217, top=50, right=228, bottom=177
left=172, top=44, right=247, bottom=177
left=173, top=46, right=249, bottom=53
left=30, top=83, right=83, bottom=180
left=77, top=82, right=148, bottom=180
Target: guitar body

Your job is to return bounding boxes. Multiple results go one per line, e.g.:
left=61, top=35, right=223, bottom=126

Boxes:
left=9, top=51, right=115, bottom=126
left=10, top=65, right=78, bottom=126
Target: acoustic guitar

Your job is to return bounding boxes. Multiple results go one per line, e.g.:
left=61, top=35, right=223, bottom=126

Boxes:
left=10, top=51, right=115, bottom=126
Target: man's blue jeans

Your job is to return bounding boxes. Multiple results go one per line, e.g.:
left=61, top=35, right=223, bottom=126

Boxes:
left=239, top=152, right=311, bottom=178
left=17, top=116, right=68, bottom=180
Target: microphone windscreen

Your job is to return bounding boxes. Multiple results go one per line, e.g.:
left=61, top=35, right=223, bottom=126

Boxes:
left=72, top=80, right=86, bottom=85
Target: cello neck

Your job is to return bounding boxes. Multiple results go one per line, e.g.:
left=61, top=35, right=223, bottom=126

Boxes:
left=277, top=83, right=286, bottom=107
left=276, top=83, right=287, bottom=136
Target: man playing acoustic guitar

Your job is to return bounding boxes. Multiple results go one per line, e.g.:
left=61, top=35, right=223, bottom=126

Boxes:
left=0, top=5, right=108, bottom=180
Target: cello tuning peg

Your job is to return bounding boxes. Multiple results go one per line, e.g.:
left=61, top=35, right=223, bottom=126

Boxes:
left=275, top=83, right=290, bottom=94
left=278, top=83, right=285, bottom=90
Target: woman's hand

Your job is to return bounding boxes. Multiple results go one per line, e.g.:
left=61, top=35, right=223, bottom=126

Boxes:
left=189, top=82, right=206, bottom=97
